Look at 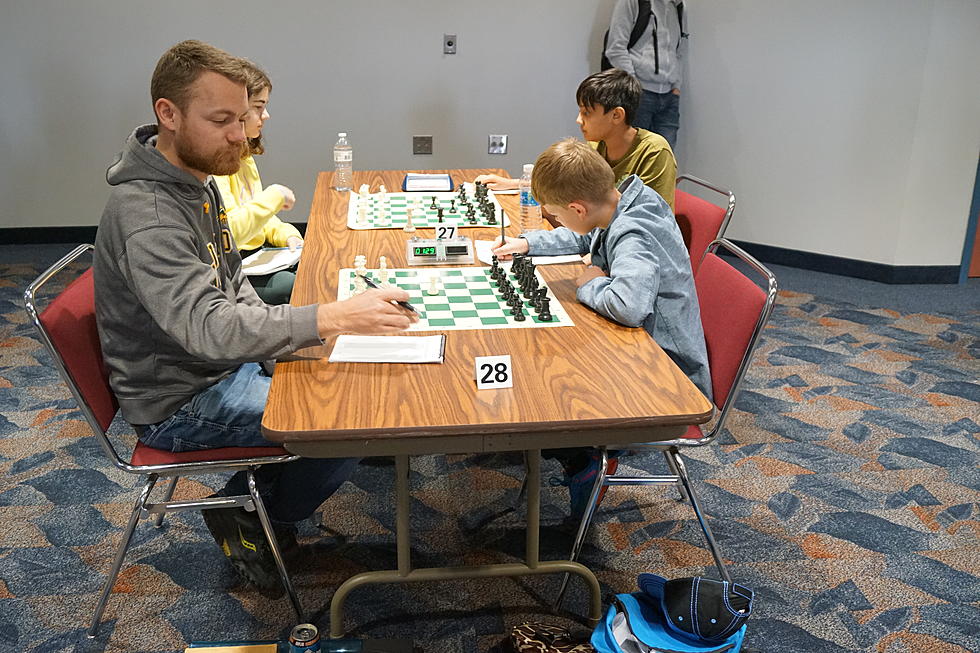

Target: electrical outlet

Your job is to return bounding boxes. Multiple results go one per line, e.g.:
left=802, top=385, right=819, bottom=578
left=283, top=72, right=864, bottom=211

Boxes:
left=443, top=34, right=457, bottom=55
left=413, top=135, right=433, bottom=155
left=488, top=134, right=508, bottom=155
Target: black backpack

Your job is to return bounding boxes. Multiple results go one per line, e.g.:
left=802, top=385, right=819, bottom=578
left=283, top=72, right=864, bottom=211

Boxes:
left=600, top=0, right=653, bottom=70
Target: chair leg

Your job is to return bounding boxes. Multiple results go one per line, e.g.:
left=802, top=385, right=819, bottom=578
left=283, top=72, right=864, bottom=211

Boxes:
left=246, top=470, right=304, bottom=623
left=668, top=450, right=733, bottom=583
left=87, top=474, right=158, bottom=638
left=553, top=448, right=610, bottom=610
left=514, top=450, right=529, bottom=508
left=154, top=476, right=179, bottom=528
left=663, top=449, right=690, bottom=503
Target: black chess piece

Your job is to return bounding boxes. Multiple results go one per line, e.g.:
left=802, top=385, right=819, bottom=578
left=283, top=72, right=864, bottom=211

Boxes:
left=437, top=207, right=444, bottom=223
left=450, top=199, right=456, bottom=213
left=430, top=196, right=438, bottom=210
left=513, top=308, right=526, bottom=321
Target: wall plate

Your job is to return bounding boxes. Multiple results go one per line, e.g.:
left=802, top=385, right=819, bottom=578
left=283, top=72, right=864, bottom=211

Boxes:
left=413, top=135, right=433, bottom=155
left=443, top=34, right=457, bottom=55
left=488, top=134, right=508, bottom=155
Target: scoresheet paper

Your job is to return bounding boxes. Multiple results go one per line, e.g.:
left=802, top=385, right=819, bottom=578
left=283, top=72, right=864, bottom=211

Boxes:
left=328, top=335, right=446, bottom=364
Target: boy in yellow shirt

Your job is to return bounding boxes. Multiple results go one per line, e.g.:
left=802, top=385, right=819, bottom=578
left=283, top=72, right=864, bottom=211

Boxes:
left=478, top=68, right=676, bottom=211
left=214, top=61, right=302, bottom=304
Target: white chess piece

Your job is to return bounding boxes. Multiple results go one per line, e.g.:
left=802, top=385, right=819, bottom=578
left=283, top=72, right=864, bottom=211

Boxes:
left=378, top=256, right=389, bottom=285
left=427, top=275, right=439, bottom=296
left=357, top=203, right=368, bottom=226
left=404, top=206, right=416, bottom=232
left=353, top=255, right=368, bottom=294
left=358, top=183, right=370, bottom=196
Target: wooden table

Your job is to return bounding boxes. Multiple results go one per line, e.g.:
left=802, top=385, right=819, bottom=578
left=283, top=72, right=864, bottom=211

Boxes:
left=262, top=169, right=713, bottom=637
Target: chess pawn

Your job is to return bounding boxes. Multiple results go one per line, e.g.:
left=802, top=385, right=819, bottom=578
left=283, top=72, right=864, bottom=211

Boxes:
left=357, top=203, right=368, bottom=225
left=404, top=206, right=416, bottom=232
left=378, top=256, right=390, bottom=285
left=427, top=275, right=440, bottom=296
left=358, top=183, right=370, bottom=196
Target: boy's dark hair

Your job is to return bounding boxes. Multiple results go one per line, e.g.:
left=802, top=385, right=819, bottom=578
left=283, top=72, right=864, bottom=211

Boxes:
left=151, top=40, right=247, bottom=117
left=575, top=68, right=642, bottom=126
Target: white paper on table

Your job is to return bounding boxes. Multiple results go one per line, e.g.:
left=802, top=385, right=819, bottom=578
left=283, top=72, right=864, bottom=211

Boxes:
left=328, top=335, right=446, bottom=364
left=489, top=188, right=520, bottom=195
left=240, top=248, right=302, bottom=276
left=474, top=240, right=585, bottom=266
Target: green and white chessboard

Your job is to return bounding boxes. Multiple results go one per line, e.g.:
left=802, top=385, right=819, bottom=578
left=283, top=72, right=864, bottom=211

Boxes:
left=347, top=182, right=509, bottom=230
left=337, top=266, right=573, bottom=331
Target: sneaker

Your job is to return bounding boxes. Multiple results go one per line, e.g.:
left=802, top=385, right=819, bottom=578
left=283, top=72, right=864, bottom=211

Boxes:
left=552, top=451, right=620, bottom=522
left=202, top=507, right=286, bottom=599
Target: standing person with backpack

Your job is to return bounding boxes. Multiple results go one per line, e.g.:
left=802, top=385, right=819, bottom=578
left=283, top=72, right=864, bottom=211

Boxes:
left=604, top=0, right=687, bottom=150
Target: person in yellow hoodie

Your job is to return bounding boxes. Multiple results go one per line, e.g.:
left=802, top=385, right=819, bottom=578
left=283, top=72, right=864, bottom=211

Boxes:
left=214, top=61, right=302, bottom=304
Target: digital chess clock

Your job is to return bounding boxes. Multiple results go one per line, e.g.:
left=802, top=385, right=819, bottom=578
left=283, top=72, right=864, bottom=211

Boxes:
left=406, top=235, right=475, bottom=265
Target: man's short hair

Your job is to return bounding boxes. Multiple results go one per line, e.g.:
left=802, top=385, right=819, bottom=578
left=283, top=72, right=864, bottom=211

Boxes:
left=531, top=138, right=616, bottom=207
left=575, top=68, right=642, bottom=126
left=150, top=40, right=248, bottom=115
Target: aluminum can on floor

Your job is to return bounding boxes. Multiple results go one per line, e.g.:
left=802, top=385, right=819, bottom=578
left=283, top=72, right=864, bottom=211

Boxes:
left=288, top=623, right=321, bottom=652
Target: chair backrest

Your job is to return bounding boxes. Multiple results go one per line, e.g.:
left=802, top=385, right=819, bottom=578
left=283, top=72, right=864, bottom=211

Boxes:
left=694, top=239, right=777, bottom=434
left=674, top=174, right=736, bottom=275
left=24, top=245, right=120, bottom=445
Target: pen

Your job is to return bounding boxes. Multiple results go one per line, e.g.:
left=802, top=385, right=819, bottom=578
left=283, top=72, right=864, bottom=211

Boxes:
left=358, top=274, right=420, bottom=315
left=262, top=246, right=302, bottom=251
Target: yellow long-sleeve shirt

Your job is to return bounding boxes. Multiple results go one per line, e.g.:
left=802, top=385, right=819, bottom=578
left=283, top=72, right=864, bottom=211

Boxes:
left=594, top=129, right=676, bottom=211
left=213, top=155, right=301, bottom=251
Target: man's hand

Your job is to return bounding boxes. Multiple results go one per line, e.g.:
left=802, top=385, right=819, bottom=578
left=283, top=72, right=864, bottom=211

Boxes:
left=316, top=288, right=419, bottom=338
left=576, top=265, right=607, bottom=287
left=671, top=88, right=681, bottom=96
left=474, top=174, right=518, bottom=191
left=286, top=236, right=304, bottom=251
left=490, top=236, right=529, bottom=261
left=269, top=184, right=296, bottom=210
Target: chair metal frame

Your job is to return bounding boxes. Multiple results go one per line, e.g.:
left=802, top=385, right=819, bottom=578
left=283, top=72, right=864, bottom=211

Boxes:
left=555, top=238, right=778, bottom=607
left=24, top=244, right=304, bottom=638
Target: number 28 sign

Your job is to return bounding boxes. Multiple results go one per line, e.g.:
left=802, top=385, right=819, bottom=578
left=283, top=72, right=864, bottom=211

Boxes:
left=474, top=355, right=513, bottom=390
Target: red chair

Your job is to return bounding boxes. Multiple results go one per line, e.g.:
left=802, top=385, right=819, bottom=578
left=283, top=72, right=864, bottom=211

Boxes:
left=23, top=244, right=304, bottom=639
left=555, top=238, right=778, bottom=606
left=674, top=174, right=736, bottom=275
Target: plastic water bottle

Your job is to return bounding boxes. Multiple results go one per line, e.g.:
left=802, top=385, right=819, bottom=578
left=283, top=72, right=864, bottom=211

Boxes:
left=518, top=163, right=543, bottom=232
left=333, top=132, right=352, bottom=191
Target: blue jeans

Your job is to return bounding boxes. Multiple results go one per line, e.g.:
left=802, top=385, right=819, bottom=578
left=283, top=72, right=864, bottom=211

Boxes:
left=141, top=362, right=358, bottom=523
left=636, top=90, right=680, bottom=151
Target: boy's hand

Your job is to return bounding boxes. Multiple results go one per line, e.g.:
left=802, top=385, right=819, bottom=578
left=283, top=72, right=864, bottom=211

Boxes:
left=475, top=174, right=519, bottom=191
left=286, top=236, right=304, bottom=251
left=270, top=184, right=296, bottom=210
left=576, top=265, right=608, bottom=287
left=490, top=236, right=529, bottom=261
left=316, top=288, right=419, bottom=337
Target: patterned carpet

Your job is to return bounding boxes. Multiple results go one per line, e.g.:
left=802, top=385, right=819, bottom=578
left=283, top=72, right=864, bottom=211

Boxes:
left=1, top=259, right=978, bottom=653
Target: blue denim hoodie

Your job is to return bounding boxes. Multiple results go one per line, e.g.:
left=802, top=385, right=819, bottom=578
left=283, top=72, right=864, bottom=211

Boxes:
left=522, top=175, right=711, bottom=400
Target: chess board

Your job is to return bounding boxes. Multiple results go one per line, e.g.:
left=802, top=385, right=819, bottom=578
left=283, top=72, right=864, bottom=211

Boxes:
left=337, top=266, right=573, bottom=331
left=346, top=182, right=509, bottom=230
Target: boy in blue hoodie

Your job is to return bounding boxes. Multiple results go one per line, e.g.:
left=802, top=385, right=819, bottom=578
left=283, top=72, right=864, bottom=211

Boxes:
left=493, top=138, right=709, bottom=519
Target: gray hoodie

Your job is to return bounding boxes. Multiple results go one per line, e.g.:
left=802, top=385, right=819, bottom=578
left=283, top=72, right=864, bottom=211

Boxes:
left=94, top=125, right=320, bottom=425
left=606, top=0, right=687, bottom=94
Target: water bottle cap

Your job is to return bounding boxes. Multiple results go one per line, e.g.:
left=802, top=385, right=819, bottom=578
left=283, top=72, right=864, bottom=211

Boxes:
left=522, top=163, right=534, bottom=173
left=338, top=132, right=347, bottom=138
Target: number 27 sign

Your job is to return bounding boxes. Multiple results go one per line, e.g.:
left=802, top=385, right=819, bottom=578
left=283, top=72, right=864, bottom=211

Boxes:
left=474, top=355, right=513, bottom=390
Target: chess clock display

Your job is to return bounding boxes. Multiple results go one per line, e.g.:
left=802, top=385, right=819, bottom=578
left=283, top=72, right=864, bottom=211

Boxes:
left=406, top=235, right=475, bottom=265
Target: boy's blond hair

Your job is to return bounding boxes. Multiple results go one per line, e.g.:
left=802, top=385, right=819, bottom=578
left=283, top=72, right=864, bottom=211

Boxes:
left=531, top=138, right=616, bottom=207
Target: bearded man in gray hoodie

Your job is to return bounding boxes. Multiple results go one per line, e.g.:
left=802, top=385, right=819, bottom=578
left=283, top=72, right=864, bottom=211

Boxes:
left=94, top=40, right=417, bottom=596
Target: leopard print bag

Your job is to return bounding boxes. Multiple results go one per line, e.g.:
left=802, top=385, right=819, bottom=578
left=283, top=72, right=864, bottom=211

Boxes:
left=510, top=621, right=595, bottom=652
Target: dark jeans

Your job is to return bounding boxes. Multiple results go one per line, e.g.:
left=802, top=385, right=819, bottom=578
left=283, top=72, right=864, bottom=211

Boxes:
left=636, top=90, right=680, bottom=151
left=141, top=363, right=358, bottom=524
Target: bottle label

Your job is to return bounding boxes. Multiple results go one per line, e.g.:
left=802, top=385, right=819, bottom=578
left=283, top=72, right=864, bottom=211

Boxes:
left=519, top=189, right=539, bottom=207
left=334, top=151, right=353, bottom=163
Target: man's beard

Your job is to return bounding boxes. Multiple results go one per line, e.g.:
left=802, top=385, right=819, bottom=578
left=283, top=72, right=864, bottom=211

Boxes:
left=175, top=132, right=241, bottom=176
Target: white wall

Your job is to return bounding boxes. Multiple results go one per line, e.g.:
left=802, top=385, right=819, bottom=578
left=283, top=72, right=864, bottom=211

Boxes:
left=2, top=0, right=978, bottom=268
left=678, top=0, right=980, bottom=266
left=0, top=0, right=608, bottom=232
